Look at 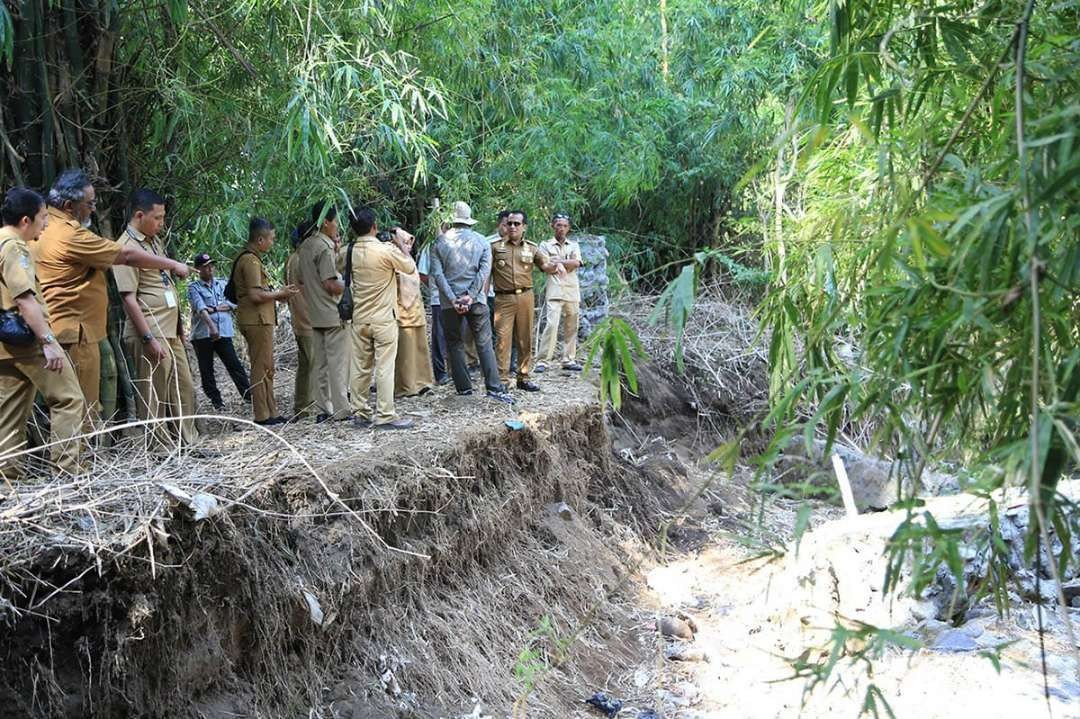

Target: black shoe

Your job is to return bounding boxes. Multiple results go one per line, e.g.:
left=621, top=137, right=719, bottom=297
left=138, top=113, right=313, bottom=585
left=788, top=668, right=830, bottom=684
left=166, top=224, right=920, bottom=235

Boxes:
left=255, top=417, right=285, bottom=427
left=315, top=413, right=331, bottom=424
left=457, top=389, right=474, bottom=396
left=516, top=380, right=541, bottom=392
left=562, top=362, right=583, bottom=371
left=375, top=418, right=415, bottom=430
left=352, top=417, right=373, bottom=429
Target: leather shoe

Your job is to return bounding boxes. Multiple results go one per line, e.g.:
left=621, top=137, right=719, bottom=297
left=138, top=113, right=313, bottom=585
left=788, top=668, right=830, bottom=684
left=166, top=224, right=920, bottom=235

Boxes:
left=516, top=380, right=541, bottom=392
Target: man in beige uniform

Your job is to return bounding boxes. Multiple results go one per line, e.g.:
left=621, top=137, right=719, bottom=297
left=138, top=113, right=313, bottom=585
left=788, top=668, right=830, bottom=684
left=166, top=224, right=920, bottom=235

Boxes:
left=286, top=228, right=316, bottom=418
left=115, top=189, right=198, bottom=446
left=345, top=208, right=416, bottom=429
left=298, top=202, right=350, bottom=423
left=536, top=213, right=584, bottom=372
left=490, top=210, right=550, bottom=391
left=0, top=188, right=84, bottom=479
left=31, top=169, right=191, bottom=428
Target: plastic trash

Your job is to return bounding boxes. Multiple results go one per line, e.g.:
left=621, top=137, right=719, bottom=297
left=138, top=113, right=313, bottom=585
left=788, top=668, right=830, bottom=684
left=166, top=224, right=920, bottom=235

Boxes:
left=585, top=692, right=622, bottom=717
left=504, top=419, right=525, bottom=431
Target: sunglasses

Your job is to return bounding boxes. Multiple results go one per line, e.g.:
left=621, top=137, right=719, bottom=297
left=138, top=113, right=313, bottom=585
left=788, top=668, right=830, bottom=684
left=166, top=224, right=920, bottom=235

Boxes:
left=506, top=221, right=523, bottom=226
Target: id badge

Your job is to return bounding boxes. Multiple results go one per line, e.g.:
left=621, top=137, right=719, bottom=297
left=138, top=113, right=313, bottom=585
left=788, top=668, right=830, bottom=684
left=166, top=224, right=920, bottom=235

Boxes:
left=164, top=290, right=177, bottom=308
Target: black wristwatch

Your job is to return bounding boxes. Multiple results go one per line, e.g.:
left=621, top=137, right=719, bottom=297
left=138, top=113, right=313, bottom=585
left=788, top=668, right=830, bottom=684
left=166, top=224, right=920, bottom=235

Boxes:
left=140, top=332, right=154, bottom=345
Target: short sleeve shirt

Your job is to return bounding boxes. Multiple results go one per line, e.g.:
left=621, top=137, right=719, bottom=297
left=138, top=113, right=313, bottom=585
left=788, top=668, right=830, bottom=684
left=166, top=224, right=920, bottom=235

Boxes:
left=298, top=232, right=343, bottom=329
left=538, top=238, right=583, bottom=302
left=489, top=238, right=548, bottom=293
left=234, top=252, right=275, bottom=326
left=31, top=207, right=122, bottom=344
left=113, top=227, right=180, bottom=340
left=416, top=246, right=439, bottom=306
left=0, top=227, right=47, bottom=360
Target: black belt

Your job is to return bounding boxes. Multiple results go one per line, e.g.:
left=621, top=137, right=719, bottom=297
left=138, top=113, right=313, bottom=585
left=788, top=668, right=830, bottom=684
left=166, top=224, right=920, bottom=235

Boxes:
left=495, top=287, right=533, bottom=295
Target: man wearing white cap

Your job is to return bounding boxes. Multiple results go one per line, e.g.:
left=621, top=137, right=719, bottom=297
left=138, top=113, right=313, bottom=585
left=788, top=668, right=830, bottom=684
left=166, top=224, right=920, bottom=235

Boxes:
left=429, top=201, right=513, bottom=404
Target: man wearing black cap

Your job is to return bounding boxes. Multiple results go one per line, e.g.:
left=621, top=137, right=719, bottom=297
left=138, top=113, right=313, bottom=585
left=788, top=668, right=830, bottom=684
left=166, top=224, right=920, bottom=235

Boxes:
left=187, top=252, right=250, bottom=412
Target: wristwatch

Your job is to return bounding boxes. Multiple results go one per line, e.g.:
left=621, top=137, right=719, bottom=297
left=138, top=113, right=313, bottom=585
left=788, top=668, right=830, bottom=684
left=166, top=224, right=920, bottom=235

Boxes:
left=41, top=332, right=56, bottom=345
left=140, top=332, right=154, bottom=345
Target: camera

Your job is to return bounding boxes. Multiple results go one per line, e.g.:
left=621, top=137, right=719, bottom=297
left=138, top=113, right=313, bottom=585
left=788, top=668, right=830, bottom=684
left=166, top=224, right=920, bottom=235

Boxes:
left=376, top=229, right=393, bottom=243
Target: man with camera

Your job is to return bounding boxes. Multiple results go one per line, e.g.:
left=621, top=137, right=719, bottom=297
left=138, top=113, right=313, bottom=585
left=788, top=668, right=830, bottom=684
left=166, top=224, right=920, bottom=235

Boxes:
left=344, top=209, right=417, bottom=429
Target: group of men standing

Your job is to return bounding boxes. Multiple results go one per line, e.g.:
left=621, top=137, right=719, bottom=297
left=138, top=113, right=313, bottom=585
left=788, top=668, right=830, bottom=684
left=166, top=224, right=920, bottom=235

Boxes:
left=0, top=169, right=585, bottom=480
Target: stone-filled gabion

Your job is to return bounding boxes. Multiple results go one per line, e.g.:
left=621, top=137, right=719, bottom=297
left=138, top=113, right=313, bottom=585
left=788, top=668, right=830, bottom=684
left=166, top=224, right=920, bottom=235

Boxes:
left=575, top=234, right=609, bottom=339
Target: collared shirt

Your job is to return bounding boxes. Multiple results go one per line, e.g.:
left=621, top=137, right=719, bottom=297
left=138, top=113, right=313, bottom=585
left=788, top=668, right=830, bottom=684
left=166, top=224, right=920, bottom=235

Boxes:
left=298, top=231, right=343, bottom=329
left=234, top=251, right=275, bottom=326
left=489, top=237, right=548, bottom=292
left=346, top=235, right=417, bottom=325
left=538, top=237, right=583, bottom=302
left=416, top=246, right=439, bottom=306
left=187, top=276, right=236, bottom=340
left=114, top=226, right=179, bottom=340
left=430, top=226, right=490, bottom=307
left=0, top=227, right=49, bottom=360
left=285, top=251, right=312, bottom=337
left=30, top=206, right=122, bottom=344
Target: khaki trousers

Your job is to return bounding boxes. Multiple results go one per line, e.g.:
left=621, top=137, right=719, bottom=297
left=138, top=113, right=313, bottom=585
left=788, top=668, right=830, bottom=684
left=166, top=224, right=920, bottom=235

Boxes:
left=240, top=324, right=277, bottom=422
left=494, top=290, right=535, bottom=385
left=127, top=336, right=199, bottom=447
left=350, top=319, right=398, bottom=423
left=394, top=324, right=435, bottom=397
left=538, top=299, right=580, bottom=365
left=294, top=334, right=316, bottom=417
left=64, top=340, right=101, bottom=428
left=0, top=354, right=84, bottom=479
left=314, top=325, right=350, bottom=419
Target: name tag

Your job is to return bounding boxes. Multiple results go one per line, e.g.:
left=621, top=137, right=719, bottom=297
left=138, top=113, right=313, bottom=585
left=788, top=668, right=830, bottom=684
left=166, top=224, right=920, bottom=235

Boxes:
left=522, top=251, right=533, bottom=262
left=164, top=290, right=177, bottom=308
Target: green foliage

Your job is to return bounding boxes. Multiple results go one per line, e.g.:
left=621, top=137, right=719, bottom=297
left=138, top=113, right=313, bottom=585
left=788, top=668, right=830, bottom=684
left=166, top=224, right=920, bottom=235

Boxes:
left=583, top=317, right=645, bottom=409
left=754, top=0, right=1079, bottom=558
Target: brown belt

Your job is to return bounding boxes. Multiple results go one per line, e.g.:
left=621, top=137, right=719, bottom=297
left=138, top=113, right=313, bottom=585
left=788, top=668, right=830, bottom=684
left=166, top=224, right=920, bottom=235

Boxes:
left=494, top=287, right=533, bottom=295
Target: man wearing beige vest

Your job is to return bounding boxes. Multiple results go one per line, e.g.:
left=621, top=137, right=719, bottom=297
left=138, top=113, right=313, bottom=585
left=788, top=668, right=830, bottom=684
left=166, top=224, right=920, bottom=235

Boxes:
left=345, top=208, right=416, bottom=429
left=536, top=213, right=584, bottom=372
left=116, top=189, right=199, bottom=447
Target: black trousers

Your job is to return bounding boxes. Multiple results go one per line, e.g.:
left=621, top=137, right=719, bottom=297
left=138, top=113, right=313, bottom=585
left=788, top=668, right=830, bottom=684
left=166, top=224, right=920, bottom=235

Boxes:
left=441, top=304, right=503, bottom=393
left=191, top=336, right=251, bottom=407
left=429, top=304, right=448, bottom=382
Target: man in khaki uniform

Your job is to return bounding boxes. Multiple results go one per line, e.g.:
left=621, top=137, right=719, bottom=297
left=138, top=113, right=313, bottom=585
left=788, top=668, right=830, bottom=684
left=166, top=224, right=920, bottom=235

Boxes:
left=344, top=209, right=417, bottom=429
left=536, top=213, right=584, bottom=372
left=233, top=218, right=298, bottom=426
left=0, top=188, right=84, bottom=479
left=297, top=202, right=350, bottom=423
left=31, top=169, right=190, bottom=427
left=115, top=189, right=198, bottom=447
left=286, top=228, right=316, bottom=417
left=490, top=210, right=550, bottom=391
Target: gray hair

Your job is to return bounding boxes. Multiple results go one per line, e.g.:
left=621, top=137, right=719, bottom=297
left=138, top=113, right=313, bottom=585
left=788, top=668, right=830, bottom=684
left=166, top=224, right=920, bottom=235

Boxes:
left=46, top=169, right=92, bottom=208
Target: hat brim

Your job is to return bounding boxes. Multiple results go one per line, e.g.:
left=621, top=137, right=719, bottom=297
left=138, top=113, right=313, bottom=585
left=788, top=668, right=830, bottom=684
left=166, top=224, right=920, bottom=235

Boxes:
left=452, top=217, right=478, bottom=225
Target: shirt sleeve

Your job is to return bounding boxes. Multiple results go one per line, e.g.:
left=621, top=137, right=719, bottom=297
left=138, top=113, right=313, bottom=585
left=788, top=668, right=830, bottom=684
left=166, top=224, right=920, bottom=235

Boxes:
left=571, top=242, right=583, bottom=264
left=188, top=282, right=207, bottom=313
left=65, top=228, right=122, bottom=270
left=533, top=246, right=550, bottom=270
left=387, top=245, right=417, bottom=275
left=0, top=242, right=35, bottom=300
left=468, top=239, right=490, bottom=299
left=113, top=239, right=138, bottom=294
left=237, top=254, right=262, bottom=291
left=315, top=245, right=340, bottom=282
left=417, top=248, right=430, bottom=276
